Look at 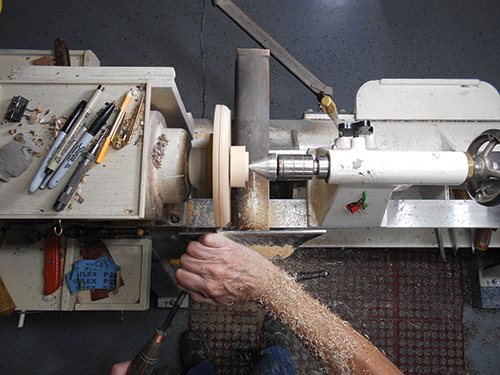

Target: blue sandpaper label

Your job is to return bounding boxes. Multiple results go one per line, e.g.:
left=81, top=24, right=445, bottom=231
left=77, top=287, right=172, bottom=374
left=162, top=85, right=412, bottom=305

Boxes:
left=66, top=256, right=121, bottom=294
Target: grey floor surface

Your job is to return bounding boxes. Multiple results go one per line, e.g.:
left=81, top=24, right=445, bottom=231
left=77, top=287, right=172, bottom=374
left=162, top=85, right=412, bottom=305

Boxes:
left=1, top=1, right=500, bottom=374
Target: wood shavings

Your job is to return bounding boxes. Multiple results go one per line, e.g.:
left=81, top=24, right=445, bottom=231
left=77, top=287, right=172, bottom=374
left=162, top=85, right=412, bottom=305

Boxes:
left=27, top=114, right=38, bottom=124
left=152, top=133, right=168, bottom=169
left=33, top=56, right=52, bottom=66
left=40, top=115, right=63, bottom=127
left=185, top=200, right=201, bottom=224
left=48, top=127, right=59, bottom=140
left=71, top=186, right=85, bottom=205
left=134, top=122, right=144, bottom=147
left=33, top=138, right=44, bottom=148
left=53, top=116, right=65, bottom=128
left=43, top=116, right=66, bottom=140
left=258, top=267, right=356, bottom=374
left=133, top=107, right=146, bottom=147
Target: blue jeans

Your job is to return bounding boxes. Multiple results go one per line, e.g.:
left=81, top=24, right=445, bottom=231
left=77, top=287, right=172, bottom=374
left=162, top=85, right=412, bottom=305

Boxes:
left=186, top=345, right=296, bottom=375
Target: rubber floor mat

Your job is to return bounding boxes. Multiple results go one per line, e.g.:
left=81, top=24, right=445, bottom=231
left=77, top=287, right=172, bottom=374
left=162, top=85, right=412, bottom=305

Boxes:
left=189, top=248, right=465, bottom=375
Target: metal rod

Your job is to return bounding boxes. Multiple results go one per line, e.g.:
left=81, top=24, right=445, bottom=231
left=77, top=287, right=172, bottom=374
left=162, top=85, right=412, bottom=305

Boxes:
left=159, top=291, right=187, bottom=333
left=231, top=49, right=270, bottom=230
left=213, top=0, right=333, bottom=98
left=291, top=270, right=330, bottom=281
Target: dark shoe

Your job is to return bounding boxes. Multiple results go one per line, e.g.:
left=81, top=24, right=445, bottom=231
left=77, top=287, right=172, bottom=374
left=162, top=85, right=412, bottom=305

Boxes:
left=262, top=314, right=294, bottom=353
left=180, top=331, right=211, bottom=371
left=237, top=347, right=261, bottom=367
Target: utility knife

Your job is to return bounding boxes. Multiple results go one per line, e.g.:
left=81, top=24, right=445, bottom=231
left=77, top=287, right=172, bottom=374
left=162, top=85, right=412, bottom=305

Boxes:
left=44, top=230, right=62, bottom=295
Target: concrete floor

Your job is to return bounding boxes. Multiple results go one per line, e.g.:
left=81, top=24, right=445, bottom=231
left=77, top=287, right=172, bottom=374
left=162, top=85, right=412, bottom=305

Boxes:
left=1, top=0, right=500, bottom=374
left=1, top=1, right=500, bottom=119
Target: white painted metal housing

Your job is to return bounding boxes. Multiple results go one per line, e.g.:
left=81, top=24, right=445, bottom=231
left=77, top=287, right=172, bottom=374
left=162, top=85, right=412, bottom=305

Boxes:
left=327, top=137, right=470, bottom=186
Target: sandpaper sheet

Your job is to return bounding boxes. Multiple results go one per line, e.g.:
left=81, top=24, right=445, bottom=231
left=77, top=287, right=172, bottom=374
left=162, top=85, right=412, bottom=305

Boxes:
left=81, top=240, right=124, bottom=301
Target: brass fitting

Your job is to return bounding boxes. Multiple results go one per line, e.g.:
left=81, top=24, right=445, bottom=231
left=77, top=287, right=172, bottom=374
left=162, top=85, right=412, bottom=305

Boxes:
left=320, top=95, right=339, bottom=126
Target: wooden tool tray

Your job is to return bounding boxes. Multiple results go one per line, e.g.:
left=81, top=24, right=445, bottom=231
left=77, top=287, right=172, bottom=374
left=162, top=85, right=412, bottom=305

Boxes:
left=0, top=66, right=193, bottom=219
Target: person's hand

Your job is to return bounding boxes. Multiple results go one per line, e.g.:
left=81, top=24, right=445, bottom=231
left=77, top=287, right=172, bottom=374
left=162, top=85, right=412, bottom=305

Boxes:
left=110, top=360, right=131, bottom=375
left=176, top=233, right=275, bottom=305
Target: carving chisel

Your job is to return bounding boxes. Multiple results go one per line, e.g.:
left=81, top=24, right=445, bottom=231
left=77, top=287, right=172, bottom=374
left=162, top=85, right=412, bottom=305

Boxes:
left=127, top=291, right=187, bottom=375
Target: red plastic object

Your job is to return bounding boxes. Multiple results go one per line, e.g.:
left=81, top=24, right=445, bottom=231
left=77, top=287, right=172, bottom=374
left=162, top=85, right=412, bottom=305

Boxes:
left=44, top=230, right=62, bottom=295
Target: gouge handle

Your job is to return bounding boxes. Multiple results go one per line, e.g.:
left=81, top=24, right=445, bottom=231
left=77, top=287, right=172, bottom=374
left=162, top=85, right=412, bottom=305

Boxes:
left=126, top=331, right=165, bottom=375
left=475, top=228, right=493, bottom=251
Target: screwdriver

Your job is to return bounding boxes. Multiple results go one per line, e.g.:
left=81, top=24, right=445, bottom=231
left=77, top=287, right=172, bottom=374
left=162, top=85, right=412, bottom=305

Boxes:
left=127, top=291, right=188, bottom=375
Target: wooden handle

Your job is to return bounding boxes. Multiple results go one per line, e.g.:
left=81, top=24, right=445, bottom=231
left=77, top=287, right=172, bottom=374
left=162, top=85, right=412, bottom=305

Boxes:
left=54, top=38, right=71, bottom=66
left=126, top=331, right=165, bottom=375
left=475, top=229, right=493, bottom=251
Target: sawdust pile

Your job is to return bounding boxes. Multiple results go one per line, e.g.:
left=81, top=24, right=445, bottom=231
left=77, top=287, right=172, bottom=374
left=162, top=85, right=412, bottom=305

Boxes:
left=184, top=200, right=214, bottom=226
left=234, top=176, right=269, bottom=231
left=185, top=200, right=200, bottom=224
left=257, top=266, right=355, bottom=374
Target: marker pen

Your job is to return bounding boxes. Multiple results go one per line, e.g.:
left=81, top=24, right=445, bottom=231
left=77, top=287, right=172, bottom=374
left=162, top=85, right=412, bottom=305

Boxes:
left=53, top=130, right=109, bottom=212
left=48, top=102, right=115, bottom=189
left=29, top=100, right=86, bottom=193
left=46, top=85, right=105, bottom=173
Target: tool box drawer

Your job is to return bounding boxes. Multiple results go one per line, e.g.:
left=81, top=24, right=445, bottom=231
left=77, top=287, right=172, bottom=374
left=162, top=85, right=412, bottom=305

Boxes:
left=0, top=234, right=152, bottom=312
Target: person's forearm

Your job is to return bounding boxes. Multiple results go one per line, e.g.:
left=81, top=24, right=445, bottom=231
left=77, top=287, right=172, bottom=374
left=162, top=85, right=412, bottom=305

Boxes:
left=175, top=233, right=402, bottom=374
left=257, top=264, right=403, bottom=375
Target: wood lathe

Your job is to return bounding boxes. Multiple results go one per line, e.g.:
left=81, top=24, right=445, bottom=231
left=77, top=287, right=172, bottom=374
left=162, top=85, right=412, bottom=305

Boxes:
left=1, top=0, right=500, bottom=316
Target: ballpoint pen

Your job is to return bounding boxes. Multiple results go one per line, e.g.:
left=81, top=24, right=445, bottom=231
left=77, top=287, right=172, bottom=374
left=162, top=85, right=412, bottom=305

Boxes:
left=29, top=100, right=87, bottom=193
left=46, top=85, right=105, bottom=173
left=96, top=89, right=133, bottom=164
left=53, top=129, right=109, bottom=212
left=48, top=102, right=115, bottom=189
